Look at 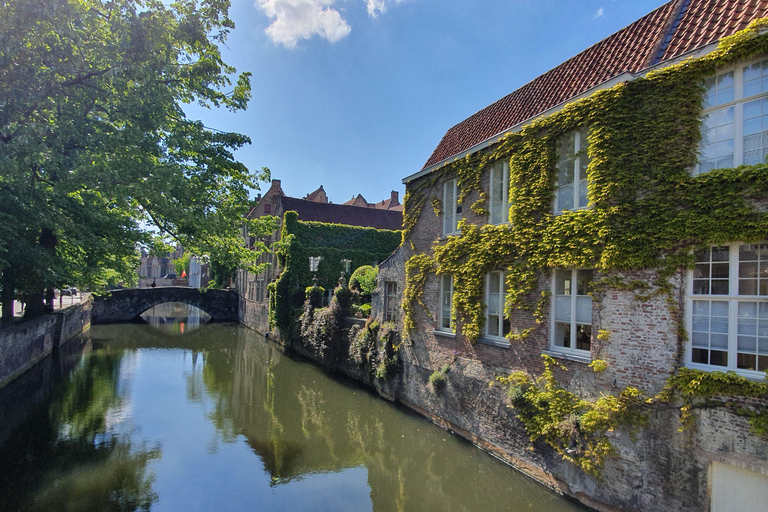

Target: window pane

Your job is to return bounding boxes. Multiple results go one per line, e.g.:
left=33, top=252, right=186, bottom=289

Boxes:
left=575, top=324, right=591, bottom=351
left=556, top=185, right=574, bottom=212
left=555, top=270, right=571, bottom=295
left=555, top=296, right=571, bottom=322
left=576, top=296, right=592, bottom=324
left=488, top=314, right=500, bottom=337
left=555, top=322, right=570, bottom=348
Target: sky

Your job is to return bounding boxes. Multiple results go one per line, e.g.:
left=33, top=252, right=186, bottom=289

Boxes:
left=187, top=0, right=666, bottom=205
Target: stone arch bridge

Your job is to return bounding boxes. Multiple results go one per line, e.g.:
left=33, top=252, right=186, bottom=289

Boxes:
left=91, top=287, right=238, bottom=324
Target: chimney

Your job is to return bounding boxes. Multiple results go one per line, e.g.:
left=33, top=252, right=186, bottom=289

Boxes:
left=390, top=190, right=399, bottom=207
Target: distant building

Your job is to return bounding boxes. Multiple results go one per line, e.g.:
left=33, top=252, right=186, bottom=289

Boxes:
left=237, top=180, right=403, bottom=330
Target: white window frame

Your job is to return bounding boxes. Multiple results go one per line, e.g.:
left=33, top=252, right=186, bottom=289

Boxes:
left=555, top=127, right=590, bottom=214
left=686, top=242, right=768, bottom=379
left=695, top=58, right=768, bottom=175
left=442, top=179, right=462, bottom=236
left=489, top=161, right=510, bottom=225
left=384, top=281, right=398, bottom=323
left=550, top=268, right=593, bottom=359
left=482, top=271, right=510, bottom=344
left=438, top=274, right=454, bottom=332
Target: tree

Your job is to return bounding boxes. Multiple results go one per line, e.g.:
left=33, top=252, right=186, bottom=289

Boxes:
left=0, top=0, right=277, bottom=322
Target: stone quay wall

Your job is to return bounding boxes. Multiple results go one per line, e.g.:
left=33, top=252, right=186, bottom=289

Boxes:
left=0, top=296, right=92, bottom=389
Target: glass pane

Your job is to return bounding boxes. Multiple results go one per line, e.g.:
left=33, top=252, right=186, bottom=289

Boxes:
left=576, top=296, right=592, bottom=324
left=737, top=353, right=757, bottom=370
left=710, top=333, right=729, bottom=349
left=710, top=350, right=728, bottom=366
left=692, top=348, right=709, bottom=364
left=692, top=331, right=710, bottom=348
left=711, top=263, right=729, bottom=278
left=711, top=300, right=729, bottom=316
left=489, top=272, right=501, bottom=294
left=711, top=280, right=729, bottom=294
left=738, top=335, right=757, bottom=351
left=712, top=246, right=729, bottom=261
left=555, top=296, right=571, bottom=322
left=578, top=179, right=588, bottom=208
left=575, top=324, right=591, bottom=351
left=555, top=322, right=570, bottom=348
left=488, top=294, right=499, bottom=315
left=556, top=185, right=573, bottom=212
left=488, top=315, right=499, bottom=337
left=577, top=269, right=593, bottom=295
left=555, top=270, right=571, bottom=295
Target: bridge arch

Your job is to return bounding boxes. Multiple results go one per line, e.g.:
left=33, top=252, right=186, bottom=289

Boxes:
left=92, top=287, right=239, bottom=324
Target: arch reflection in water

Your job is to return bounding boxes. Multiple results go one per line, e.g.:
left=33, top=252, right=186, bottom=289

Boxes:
left=140, top=302, right=211, bottom=334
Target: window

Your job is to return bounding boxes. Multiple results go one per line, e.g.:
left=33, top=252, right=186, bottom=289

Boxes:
left=489, top=161, right=510, bottom=225
left=438, top=275, right=454, bottom=331
left=264, top=203, right=271, bottom=214
left=442, top=179, right=462, bottom=235
left=384, top=282, right=398, bottom=322
left=696, top=60, right=768, bottom=175
left=555, top=127, right=590, bottom=213
left=484, top=271, right=510, bottom=339
left=552, top=269, right=593, bottom=356
left=688, top=242, right=768, bottom=376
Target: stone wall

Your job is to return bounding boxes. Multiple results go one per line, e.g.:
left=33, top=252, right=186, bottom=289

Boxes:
left=0, top=296, right=92, bottom=389
left=92, top=287, right=238, bottom=323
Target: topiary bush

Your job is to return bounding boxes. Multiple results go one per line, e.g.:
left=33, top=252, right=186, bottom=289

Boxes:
left=349, top=265, right=377, bottom=303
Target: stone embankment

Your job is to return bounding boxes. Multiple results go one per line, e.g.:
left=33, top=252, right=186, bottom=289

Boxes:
left=0, top=296, right=92, bottom=388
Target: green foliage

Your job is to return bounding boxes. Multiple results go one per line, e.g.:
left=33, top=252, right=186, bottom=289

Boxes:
left=360, top=303, right=372, bottom=317
left=305, top=285, right=325, bottom=309
left=173, top=253, right=192, bottom=276
left=497, top=356, right=647, bottom=478
left=333, top=285, right=352, bottom=316
left=270, top=211, right=400, bottom=337
left=348, top=319, right=400, bottom=380
left=402, top=22, right=768, bottom=342
left=429, top=363, right=451, bottom=394
left=299, top=299, right=344, bottom=364
left=0, top=0, right=277, bottom=316
left=349, top=265, right=378, bottom=295
left=661, top=368, right=768, bottom=436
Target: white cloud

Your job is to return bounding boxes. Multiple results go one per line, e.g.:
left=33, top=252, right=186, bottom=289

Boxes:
left=257, top=0, right=352, bottom=49
left=365, top=0, right=404, bottom=18
left=593, top=7, right=605, bottom=18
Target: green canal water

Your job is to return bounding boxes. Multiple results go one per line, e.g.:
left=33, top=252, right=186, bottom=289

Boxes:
left=0, top=304, right=588, bottom=512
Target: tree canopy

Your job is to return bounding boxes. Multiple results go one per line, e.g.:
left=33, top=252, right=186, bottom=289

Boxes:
left=0, top=0, right=277, bottom=319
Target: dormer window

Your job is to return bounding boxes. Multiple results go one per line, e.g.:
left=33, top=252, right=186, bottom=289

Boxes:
left=489, top=161, right=510, bottom=225
left=264, top=204, right=271, bottom=214
left=443, top=179, right=462, bottom=235
left=555, top=127, right=590, bottom=214
left=696, top=59, right=768, bottom=175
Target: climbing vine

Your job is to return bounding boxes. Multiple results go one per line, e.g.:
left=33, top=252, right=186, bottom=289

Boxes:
left=496, top=355, right=648, bottom=478
left=403, top=20, right=768, bottom=343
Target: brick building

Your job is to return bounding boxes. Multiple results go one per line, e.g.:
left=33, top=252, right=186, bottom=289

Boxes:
left=372, top=1, right=768, bottom=511
left=238, top=180, right=402, bottom=332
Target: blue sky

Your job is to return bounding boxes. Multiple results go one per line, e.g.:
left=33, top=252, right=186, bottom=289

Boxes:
left=187, top=0, right=665, bottom=205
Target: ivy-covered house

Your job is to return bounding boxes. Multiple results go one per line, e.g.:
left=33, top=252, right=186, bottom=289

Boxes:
left=238, top=179, right=402, bottom=334
left=380, top=1, right=768, bottom=511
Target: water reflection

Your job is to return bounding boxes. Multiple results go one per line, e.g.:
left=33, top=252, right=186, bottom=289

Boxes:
left=0, top=325, right=587, bottom=512
left=140, top=302, right=211, bottom=334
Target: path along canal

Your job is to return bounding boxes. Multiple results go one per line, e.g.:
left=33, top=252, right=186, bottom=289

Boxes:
left=0, top=304, right=588, bottom=512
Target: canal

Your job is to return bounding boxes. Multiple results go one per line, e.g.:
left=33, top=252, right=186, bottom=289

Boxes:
left=0, top=304, right=588, bottom=512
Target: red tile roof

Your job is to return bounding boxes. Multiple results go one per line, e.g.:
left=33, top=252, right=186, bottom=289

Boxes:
left=281, top=197, right=403, bottom=231
left=420, top=0, right=768, bottom=171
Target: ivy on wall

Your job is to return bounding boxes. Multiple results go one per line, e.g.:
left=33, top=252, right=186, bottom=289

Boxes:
left=402, top=19, right=768, bottom=343
left=270, top=210, right=401, bottom=337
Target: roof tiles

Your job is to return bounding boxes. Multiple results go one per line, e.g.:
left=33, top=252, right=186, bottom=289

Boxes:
left=281, top=197, right=403, bottom=231
left=421, top=0, right=768, bottom=171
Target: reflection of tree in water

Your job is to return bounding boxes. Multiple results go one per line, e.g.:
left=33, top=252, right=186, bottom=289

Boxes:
left=198, top=328, right=583, bottom=512
left=0, top=352, right=159, bottom=512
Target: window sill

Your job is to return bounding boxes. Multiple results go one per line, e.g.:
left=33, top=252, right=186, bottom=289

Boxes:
left=685, top=363, right=766, bottom=381
left=543, top=349, right=591, bottom=364
left=478, top=337, right=510, bottom=349
left=433, top=330, right=456, bottom=339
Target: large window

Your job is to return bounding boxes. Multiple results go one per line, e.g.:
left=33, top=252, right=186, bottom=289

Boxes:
left=555, top=127, right=590, bottom=214
left=384, top=281, right=398, bottom=322
left=696, top=59, right=768, bottom=175
left=552, top=269, right=593, bottom=356
left=688, top=242, right=768, bottom=376
left=442, top=179, right=462, bottom=235
left=438, top=275, right=454, bottom=331
left=489, top=161, right=510, bottom=225
left=485, top=271, right=510, bottom=339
